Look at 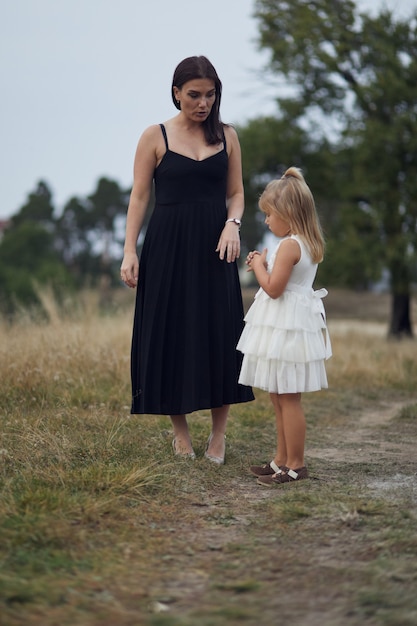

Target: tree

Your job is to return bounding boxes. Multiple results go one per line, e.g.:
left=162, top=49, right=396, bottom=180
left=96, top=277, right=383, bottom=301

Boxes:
left=238, top=116, right=310, bottom=253
left=55, top=177, right=129, bottom=287
left=87, top=177, right=130, bottom=263
left=10, top=180, right=55, bottom=229
left=254, top=0, right=417, bottom=336
left=237, top=115, right=384, bottom=289
left=0, top=221, right=73, bottom=315
left=0, top=177, right=134, bottom=314
left=0, top=180, right=74, bottom=316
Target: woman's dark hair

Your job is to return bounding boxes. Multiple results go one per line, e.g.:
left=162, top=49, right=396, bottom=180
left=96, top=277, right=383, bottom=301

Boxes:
left=171, top=56, right=224, bottom=145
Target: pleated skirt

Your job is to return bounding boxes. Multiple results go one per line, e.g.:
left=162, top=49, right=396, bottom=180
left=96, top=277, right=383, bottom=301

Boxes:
left=130, top=200, right=254, bottom=415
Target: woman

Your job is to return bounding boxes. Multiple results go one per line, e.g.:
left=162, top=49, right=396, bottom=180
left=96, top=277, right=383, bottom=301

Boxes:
left=120, top=56, right=254, bottom=464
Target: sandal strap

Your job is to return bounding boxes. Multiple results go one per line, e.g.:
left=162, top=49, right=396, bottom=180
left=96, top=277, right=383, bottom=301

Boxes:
left=270, top=460, right=281, bottom=474
left=287, top=469, right=299, bottom=480
left=286, top=467, right=308, bottom=480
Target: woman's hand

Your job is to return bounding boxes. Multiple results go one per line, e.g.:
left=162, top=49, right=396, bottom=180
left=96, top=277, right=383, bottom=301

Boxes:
left=120, top=252, right=139, bottom=288
left=216, top=222, right=241, bottom=263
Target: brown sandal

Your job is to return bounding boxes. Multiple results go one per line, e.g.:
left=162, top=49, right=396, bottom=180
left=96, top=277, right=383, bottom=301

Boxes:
left=257, top=466, right=308, bottom=486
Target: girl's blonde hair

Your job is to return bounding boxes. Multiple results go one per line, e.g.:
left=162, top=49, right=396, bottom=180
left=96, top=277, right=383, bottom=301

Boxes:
left=259, top=167, right=325, bottom=263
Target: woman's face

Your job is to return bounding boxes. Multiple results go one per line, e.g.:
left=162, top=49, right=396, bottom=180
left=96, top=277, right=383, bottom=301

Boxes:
left=173, top=78, right=216, bottom=122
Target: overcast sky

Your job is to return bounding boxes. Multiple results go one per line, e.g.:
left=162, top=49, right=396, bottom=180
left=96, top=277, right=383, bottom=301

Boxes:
left=1, top=0, right=416, bottom=220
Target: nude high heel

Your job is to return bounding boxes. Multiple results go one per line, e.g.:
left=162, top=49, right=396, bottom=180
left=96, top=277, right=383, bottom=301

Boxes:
left=204, top=433, right=226, bottom=465
left=172, top=438, right=196, bottom=460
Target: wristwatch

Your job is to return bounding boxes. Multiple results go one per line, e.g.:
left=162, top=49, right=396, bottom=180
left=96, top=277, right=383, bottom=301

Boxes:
left=225, top=218, right=242, bottom=229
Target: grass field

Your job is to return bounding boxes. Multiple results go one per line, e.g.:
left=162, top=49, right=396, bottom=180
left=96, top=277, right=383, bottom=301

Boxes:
left=0, top=288, right=416, bottom=626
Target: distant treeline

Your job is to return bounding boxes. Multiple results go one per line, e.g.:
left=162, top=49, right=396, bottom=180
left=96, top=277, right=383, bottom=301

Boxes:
left=1, top=0, right=416, bottom=335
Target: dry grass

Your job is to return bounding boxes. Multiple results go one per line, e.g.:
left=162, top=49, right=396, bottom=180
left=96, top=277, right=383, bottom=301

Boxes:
left=0, top=288, right=416, bottom=625
left=327, top=322, right=417, bottom=391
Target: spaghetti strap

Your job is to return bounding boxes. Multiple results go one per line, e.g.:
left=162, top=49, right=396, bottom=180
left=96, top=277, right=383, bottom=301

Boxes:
left=159, top=124, right=169, bottom=150
left=160, top=123, right=225, bottom=153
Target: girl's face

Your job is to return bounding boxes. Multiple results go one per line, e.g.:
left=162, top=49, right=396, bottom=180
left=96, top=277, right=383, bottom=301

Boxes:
left=264, top=209, right=291, bottom=238
left=173, top=78, right=216, bottom=122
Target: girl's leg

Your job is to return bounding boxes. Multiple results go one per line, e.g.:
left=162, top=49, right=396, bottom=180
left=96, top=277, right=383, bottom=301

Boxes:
left=278, top=393, right=306, bottom=469
left=270, top=393, right=287, bottom=467
left=170, top=414, right=194, bottom=455
left=207, top=404, right=229, bottom=458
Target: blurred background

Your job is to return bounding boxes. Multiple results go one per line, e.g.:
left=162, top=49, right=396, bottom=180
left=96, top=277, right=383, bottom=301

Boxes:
left=1, top=0, right=416, bottom=337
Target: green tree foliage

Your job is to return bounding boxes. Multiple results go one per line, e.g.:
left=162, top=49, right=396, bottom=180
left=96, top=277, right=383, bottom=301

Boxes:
left=0, top=191, right=73, bottom=316
left=237, top=116, right=384, bottom=289
left=55, top=177, right=129, bottom=287
left=10, top=180, right=55, bottom=228
left=253, top=0, right=417, bottom=335
left=55, top=196, right=93, bottom=278
left=0, top=178, right=130, bottom=316
left=238, top=116, right=309, bottom=253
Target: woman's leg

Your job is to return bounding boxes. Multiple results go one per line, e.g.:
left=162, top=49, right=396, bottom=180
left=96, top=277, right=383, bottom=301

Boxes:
left=170, top=414, right=194, bottom=455
left=270, top=393, right=287, bottom=467
left=207, top=404, right=229, bottom=459
left=278, top=393, right=306, bottom=470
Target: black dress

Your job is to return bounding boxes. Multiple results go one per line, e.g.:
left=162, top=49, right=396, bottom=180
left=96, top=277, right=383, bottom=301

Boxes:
left=130, top=124, right=254, bottom=415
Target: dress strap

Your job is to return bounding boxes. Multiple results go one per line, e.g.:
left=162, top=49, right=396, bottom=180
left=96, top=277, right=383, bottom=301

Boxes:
left=159, top=124, right=169, bottom=150
left=222, top=127, right=227, bottom=152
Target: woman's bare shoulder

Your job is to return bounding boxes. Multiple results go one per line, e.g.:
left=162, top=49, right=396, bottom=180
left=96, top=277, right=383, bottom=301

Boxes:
left=139, top=124, right=163, bottom=140
left=224, top=124, right=240, bottom=148
left=223, top=124, right=239, bottom=141
left=135, top=124, right=166, bottom=156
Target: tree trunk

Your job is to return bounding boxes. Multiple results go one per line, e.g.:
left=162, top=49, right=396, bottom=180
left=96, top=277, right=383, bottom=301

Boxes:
left=388, top=292, right=413, bottom=338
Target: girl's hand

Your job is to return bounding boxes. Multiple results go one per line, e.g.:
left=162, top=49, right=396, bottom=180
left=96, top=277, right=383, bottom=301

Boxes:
left=216, top=222, right=241, bottom=263
left=120, top=252, right=139, bottom=288
left=246, top=248, right=267, bottom=271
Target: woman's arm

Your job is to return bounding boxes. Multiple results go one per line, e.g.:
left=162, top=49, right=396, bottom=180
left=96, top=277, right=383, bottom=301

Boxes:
left=216, top=125, right=244, bottom=263
left=120, top=125, right=160, bottom=288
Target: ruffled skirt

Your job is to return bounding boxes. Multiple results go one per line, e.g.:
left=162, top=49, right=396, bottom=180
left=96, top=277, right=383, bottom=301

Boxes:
left=237, top=285, right=332, bottom=394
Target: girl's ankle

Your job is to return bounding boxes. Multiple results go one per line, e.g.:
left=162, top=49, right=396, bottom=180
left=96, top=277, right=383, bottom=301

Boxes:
left=274, top=459, right=287, bottom=467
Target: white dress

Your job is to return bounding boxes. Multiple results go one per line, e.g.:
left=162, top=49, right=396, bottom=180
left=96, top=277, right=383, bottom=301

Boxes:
left=237, top=235, right=332, bottom=394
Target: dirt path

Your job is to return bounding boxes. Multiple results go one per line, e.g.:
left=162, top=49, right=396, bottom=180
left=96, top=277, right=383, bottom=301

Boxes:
left=311, top=400, right=416, bottom=464
left=136, top=397, right=417, bottom=625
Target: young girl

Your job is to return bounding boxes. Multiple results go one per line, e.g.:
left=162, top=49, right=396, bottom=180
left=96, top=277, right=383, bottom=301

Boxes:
left=237, top=167, right=331, bottom=485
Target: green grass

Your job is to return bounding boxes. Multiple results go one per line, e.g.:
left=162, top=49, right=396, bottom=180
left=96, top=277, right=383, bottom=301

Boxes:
left=0, top=289, right=417, bottom=625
